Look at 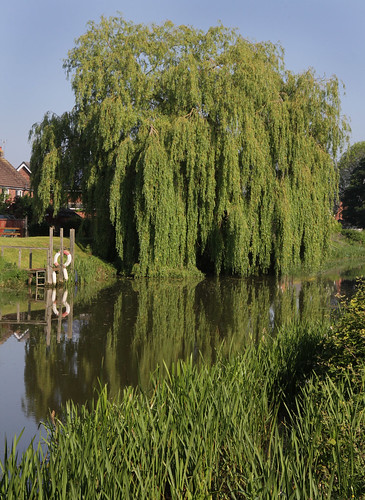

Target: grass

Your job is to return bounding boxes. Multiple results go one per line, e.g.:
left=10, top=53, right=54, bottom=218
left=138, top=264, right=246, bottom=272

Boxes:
left=326, top=228, right=365, bottom=267
left=285, top=227, right=365, bottom=280
left=0, top=236, right=51, bottom=269
left=0, top=236, right=116, bottom=287
left=0, top=258, right=28, bottom=290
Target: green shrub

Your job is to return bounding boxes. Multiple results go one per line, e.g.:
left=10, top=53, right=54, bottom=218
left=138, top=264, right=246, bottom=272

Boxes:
left=73, top=254, right=116, bottom=285
left=341, top=228, right=365, bottom=244
left=320, top=279, right=365, bottom=389
left=0, top=258, right=28, bottom=288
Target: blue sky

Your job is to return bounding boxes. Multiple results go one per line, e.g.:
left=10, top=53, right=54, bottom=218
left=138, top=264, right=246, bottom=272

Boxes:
left=1, top=0, right=364, bottom=167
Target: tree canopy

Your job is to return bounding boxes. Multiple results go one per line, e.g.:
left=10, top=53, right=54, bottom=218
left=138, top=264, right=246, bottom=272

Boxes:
left=29, top=17, right=347, bottom=276
left=341, top=156, right=365, bottom=228
left=338, top=141, right=365, bottom=200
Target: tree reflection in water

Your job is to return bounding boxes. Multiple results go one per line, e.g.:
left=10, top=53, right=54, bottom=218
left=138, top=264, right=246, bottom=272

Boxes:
left=13, top=275, right=342, bottom=424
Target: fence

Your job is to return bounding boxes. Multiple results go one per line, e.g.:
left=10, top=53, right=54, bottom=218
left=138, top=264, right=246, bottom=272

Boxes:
left=0, top=227, right=75, bottom=286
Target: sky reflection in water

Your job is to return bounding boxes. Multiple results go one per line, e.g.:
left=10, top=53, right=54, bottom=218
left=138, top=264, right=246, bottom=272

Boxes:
left=0, top=268, right=363, bottom=458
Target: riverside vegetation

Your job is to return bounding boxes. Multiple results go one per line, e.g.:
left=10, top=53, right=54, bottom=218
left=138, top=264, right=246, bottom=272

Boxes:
left=1, top=280, right=364, bottom=498
left=1, top=227, right=364, bottom=288
left=0, top=236, right=116, bottom=289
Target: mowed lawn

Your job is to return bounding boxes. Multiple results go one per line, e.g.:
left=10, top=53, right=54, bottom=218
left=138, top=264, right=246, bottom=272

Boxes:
left=0, top=236, right=75, bottom=270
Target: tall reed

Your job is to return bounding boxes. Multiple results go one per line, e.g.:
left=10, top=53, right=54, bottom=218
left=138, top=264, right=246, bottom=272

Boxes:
left=1, top=322, right=364, bottom=498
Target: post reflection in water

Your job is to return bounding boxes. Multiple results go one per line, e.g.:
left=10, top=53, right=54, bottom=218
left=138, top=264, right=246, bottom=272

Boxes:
left=0, top=273, right=359, bottom=456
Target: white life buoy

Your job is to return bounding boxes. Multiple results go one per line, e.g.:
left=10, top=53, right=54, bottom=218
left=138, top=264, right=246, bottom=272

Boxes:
left=54, top=250, right=72, bottom=267
left=53, top=301, right=70, bottom=318
left=52, top=271, right=57, bottom=285
left=52, top=301, right=59, bottom=316
left=52, top=290, right=70, bottom=317
left=63, top=302, right=71, bottom=317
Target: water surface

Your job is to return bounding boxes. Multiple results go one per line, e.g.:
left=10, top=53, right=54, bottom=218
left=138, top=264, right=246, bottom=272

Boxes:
left=0, top=264, right=364, bottom=458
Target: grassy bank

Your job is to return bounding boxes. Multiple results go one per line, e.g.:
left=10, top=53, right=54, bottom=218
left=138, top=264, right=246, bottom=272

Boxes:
left=0, top=258, right=28, bottom=290
left=1, top=227, right=365, bottom=288
left=1, top=282, right=364, bottom=498
left=325, top=228, right=365, bottom=269
left=0, top=236, right=116, bottom=287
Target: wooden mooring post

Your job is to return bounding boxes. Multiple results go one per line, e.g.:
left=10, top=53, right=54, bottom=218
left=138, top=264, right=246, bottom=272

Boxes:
left=59, top=228, right=64, bottom=285
left=47, top=227, right=54, bottom=286
left=46, top=227, right=75, bottom=286
left=70, top=229, right=75, bottom=271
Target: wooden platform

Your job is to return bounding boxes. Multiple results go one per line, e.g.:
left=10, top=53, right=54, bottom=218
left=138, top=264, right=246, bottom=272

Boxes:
left=27, top=268, right=46, bottom=287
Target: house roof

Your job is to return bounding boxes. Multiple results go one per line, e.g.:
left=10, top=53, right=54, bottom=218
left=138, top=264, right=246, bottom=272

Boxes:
left=17, top=161, right=31, bottom=174
left=0, top=151, right=30, bottom=190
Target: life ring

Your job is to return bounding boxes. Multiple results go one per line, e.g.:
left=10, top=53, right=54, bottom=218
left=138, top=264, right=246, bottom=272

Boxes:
left=52, top=264, right=69, bottom=283
left=53, top=302, right=70, bottom=318
left=52, top=291, right=70, bottom=317
left=52, top=301, right=59, bottom=316
left=54, top=250, right=72, bottom=267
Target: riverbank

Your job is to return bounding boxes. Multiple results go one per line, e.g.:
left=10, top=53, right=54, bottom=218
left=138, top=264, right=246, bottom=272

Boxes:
left=1, top=281, right=364, bottom=498
left=0, top=236, right=116, bottom=288
left=1, top=229, right=365, bottom=289
left=285, top=227, right=365, bottom=279
left=326, top=228, right=365, bottom=269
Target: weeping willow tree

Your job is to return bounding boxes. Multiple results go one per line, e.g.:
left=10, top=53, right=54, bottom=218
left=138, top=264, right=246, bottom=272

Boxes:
left=30, top=17, right=347, bottom=276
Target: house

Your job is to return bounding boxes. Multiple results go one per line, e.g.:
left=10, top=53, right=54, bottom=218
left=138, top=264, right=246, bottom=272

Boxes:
left=0, top=146, right=31, bottom=200
left=16, top=161, right=31, bottom=186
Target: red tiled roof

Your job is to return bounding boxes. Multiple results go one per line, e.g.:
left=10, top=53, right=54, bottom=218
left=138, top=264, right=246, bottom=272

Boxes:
left=0, top=155, right=30, bottom=190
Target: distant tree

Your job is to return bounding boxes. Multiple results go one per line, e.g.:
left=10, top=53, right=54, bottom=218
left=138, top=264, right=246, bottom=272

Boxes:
left=0, top=193, right=10, bottom=214
left=341, top=157, right=365, bottom=227
left=29, top=17, right=348, bottom=276
left=29, top=111, right=86, bottom=219
left=338, top=141, right=365, bottom=199
left=9, top=194, right=33, bottom=220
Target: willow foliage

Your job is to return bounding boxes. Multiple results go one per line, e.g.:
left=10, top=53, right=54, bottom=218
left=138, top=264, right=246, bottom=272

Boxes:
left=30, top=17, right=347, bottom=276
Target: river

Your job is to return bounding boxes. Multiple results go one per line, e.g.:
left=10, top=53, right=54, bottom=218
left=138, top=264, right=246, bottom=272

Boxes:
left=0, top=263, right=364, bottom=459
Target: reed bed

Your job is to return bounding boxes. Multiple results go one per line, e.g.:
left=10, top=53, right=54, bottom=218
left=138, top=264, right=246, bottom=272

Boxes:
left=1, top=314, right=364, bottom=499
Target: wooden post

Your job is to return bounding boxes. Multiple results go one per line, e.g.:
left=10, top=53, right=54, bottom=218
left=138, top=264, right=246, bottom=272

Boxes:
left=18, top=249, right=22, bottom=268
left=67, top=301, right=73, bottom=340
left=29, top=250, right=33, bottom=270
left=70, top=228, right=75, bottom=271
left=45, top=288, right=53, bottom=347
left=47, top=227, right=54, bottom=285
left=59, top=228, right=64, bottom=284
left=47, top=250, right=51, bottom=285
left=57, top=291, right=62, bottom=343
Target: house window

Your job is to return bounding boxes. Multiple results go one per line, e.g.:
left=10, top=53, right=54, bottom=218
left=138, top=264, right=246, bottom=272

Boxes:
left=2, top=188, right=9, bottom=195
left=16, top=190, right=23, bottom=197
